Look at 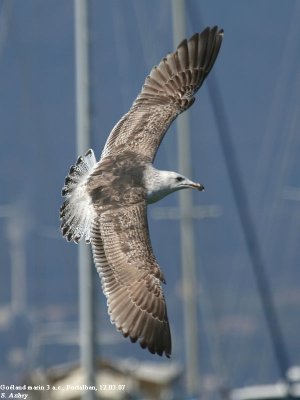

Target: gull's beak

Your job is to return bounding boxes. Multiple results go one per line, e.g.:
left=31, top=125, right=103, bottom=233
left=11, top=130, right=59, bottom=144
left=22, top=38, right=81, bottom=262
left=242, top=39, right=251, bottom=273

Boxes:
left=185, top=180, right=205, bottom=191
left=190, top=182, right=205, bottom=191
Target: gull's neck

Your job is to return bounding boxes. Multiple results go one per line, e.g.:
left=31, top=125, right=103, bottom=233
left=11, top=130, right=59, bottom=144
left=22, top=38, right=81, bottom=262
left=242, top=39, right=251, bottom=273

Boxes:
left=143, top=164, right=179, bottom=204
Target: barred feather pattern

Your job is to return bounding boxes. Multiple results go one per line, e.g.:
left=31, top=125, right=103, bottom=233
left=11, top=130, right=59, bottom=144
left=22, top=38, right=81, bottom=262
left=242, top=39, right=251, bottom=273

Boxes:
left=90, top=203, right=171, bottom=358
left=101, top=26, right=223, bottom=162
left=60, top=26, right=223, bottom=358
left=60, top=149, right=97, bottom=243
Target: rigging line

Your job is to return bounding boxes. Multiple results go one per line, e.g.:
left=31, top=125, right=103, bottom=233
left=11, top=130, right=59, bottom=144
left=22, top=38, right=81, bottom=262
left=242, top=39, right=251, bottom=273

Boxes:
left=253, top=1, right=300, bottom=219
left=111, top=2, right=132, bottom=113
left=266, top=102, right=300, bottom=287
left=0, top=0, right=13, bottom=62
left=132, top=1, right=177, bottom=172
left=208, top=45, right=290, bottom=383
left=257, top=22, right=300, bottom=294
left=199, top=279, right=231, bottom=396
left=253, top=3, right=300, bottom=280
left=184, top=16, right=246, bottom=393
left=187, top=7, right=290, bottom=384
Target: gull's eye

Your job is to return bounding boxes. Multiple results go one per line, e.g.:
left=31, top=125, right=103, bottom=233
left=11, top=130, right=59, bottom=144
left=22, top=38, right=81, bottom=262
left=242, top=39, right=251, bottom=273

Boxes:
left=176, top=176, right=184, bottom=182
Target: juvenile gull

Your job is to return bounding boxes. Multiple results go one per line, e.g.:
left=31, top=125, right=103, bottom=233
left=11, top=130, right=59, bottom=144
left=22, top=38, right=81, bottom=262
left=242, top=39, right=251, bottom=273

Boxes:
left=60, top=26, right=223, bottom=358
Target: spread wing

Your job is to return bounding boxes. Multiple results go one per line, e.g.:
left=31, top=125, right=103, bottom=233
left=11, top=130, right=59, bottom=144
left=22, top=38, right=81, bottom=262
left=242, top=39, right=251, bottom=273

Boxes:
left=101, top=26, right=223, bottom=163
left=91, top=202, right=171, bottom=357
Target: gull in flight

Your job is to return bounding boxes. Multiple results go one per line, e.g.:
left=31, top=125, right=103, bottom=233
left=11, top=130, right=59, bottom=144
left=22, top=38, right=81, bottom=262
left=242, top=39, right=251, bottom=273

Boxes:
left=60, top=26, right=223, bottom=358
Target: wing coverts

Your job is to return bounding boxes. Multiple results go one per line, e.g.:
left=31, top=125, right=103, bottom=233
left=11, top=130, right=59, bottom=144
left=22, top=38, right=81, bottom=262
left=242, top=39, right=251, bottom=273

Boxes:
left=60, top=27, right=224, bottom=357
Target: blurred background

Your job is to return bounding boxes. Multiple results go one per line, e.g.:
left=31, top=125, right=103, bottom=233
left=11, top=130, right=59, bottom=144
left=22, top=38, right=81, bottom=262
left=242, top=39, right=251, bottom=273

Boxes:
left=1, top=0, right=300, bottom=399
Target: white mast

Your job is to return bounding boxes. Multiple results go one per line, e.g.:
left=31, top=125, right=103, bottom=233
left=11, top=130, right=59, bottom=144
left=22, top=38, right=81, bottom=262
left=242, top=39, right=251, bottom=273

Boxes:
left=74, top=1, right=97, bottom=397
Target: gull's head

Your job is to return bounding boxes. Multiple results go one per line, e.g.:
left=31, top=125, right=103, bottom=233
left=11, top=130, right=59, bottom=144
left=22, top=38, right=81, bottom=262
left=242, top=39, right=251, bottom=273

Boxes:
left=145, top=167, right=204, bottom=204
left=169, top=172, right=205, bottom=192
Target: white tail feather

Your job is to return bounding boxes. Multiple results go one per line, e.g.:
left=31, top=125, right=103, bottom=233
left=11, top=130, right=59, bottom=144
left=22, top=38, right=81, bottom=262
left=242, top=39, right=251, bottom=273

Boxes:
left=60, top=149, right=97, bottom=243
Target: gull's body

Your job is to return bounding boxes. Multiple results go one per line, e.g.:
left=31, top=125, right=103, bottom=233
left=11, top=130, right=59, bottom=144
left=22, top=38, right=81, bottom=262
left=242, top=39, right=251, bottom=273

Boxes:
left=60, top=27, right=223, bottom=357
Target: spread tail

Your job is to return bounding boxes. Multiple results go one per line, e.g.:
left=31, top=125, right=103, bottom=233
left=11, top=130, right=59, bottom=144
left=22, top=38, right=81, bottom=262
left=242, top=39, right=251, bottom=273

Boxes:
left=60, top=149, right=96, bottom=243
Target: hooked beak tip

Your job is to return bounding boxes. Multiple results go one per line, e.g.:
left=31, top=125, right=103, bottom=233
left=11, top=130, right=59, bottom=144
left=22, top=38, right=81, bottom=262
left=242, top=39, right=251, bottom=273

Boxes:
left=190, top=183, right=205, bottom=191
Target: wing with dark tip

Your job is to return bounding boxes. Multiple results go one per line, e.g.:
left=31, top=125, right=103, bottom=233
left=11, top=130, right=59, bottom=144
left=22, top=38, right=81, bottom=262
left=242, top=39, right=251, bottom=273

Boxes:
left=101, top=26, right=223, bottom=162
left=90, top=202, right=171, bottom=357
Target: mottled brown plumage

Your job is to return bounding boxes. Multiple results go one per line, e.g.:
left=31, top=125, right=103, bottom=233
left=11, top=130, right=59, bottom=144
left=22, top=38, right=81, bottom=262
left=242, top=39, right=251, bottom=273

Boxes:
left=60, top=26, right=223, bottom=358
left=101, top=26, right=223, bottom=163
